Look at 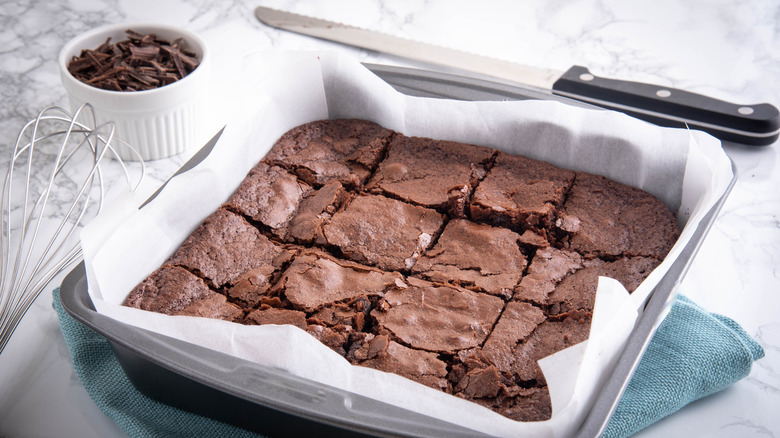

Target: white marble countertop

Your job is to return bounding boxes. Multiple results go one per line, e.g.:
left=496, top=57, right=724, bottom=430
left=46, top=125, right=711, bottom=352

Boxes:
left=1, top=1, right=778, bottom=437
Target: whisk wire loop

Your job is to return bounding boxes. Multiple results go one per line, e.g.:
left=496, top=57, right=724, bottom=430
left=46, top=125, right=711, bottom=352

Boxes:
left=0, top=104, right=145, bottom=353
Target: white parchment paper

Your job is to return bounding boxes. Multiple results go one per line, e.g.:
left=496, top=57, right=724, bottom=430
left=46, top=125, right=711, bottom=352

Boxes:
left=80, top=51, right=734, bottom=438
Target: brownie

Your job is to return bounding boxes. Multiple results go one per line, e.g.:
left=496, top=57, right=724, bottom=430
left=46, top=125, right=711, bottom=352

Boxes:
left=513, top=247, right=587, bottom=305
left=481, top=302, right=547, bottom=375
left=359, top=338, right=450, bottom=391
left=412, top=219, right=527, bottom=298
left=366, top=135, right=495, bottom=215
left=473, top=386, right=552, bottom=423
left=470, top=151, right=575, bottom=234
left=224, top=162, right=310, bottom=238
left=545, top=256, right=661, bottom=316
left=321, top=194, right=445, bottom=272
left=559, top=171, right=680, bottom=259
left=371, top=277, right=504, bottom=354
left=459, top=307, right=592, bottom=415
left=124, top=119, right=681, bottom=424
left=125, top=265, right=242, bottom=321
left=447, top=306, right=590, bottom=420
left=265, top=119, right=393, bottom=188
left=508, top=309, right=592, bottom=385
left=177, top=292, right=244, bottom=321
left=165, top=209, right=292, bottom=288
left=226, top=266, right=279, bottom=308
left=272, top=249, right=404, bottom=313
left=285, top=181, right=348, bottom=244
left=514, top=246, right=661, bottom=310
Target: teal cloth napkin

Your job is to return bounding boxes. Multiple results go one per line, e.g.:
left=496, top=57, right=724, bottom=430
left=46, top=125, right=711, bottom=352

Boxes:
left=602, top=295, right=764, bottom=437
left=53, top=289, right=763, bottom=438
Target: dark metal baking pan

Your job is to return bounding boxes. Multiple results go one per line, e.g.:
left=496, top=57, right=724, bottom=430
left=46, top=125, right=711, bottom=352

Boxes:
left=59, top=63, right=737, bottom=437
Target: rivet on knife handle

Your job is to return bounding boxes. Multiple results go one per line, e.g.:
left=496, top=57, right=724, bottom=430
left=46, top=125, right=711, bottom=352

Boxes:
left=552, top=66, right=780, bottom=146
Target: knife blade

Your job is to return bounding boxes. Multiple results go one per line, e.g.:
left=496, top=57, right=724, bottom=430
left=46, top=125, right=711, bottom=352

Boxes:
left=255, top=6, right=779, bottom=146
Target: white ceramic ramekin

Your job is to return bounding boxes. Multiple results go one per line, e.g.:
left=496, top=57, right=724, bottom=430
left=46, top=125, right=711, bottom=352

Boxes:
left=58, top=23, right=210, bottom=161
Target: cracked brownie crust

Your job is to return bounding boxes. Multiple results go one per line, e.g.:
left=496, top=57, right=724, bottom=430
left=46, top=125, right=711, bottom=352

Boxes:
left=366, top=135, right=496, bottom=216
left=412, top=219, right=527, bottom=299
left=124, top=119, right=680, bottom=422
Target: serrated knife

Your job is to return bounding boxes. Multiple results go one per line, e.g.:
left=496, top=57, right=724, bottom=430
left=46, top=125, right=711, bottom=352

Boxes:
left=255, top=6, right=779, bottom=146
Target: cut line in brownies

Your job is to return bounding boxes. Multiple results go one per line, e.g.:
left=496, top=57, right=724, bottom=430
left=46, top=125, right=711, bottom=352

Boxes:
left=124, top=119, right=680, bottom=422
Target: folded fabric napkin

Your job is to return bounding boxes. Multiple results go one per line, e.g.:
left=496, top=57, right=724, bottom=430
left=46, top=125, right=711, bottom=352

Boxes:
left=53, top=289, right=763, bottom=438
left=602, top=295, right=763, bottom=437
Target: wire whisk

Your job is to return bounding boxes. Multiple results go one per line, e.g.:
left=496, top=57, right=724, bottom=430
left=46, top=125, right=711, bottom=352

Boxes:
left=0, top=104, right=145, bottom=353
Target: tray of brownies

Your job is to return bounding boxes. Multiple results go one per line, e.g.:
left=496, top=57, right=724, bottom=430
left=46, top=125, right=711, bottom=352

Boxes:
left=61, top=51, right=735, bottom=438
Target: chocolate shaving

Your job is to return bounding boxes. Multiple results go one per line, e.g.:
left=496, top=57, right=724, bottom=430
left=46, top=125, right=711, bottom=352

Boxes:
left=67, top=29, right=200, bottom=92
left=129, top=45, right=160, bottom=61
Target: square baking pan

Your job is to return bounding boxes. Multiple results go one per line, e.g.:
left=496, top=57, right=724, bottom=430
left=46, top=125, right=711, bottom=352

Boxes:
left=59, top=63, right=737, bottom=438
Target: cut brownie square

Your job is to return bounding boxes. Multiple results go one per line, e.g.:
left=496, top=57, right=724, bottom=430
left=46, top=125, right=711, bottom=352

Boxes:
left=507, top=309, right=592, bottom=384
left=372, top=277, right=504, bottom=354
left=322, top=194, right=445, bottom=272
left=125, top=265, right=242, bottom=321
left=412, top=219, right=526, bottom=298
left=357, top=337, right=450, bottom=392
left=226, top=266, right=278, bottom=308
left=545, top=256, right=661, bottom=316
left=513, top=247, right=586, bottom=305
left=515, top=246, right=661, bottom=310
left=481, top=302, right=546, bottom=374
left=558, top=171, right=680, bottom=259
left=272, top=249, right=404, bottom=313
left=285, top=181, right=349, bottom=244
left=448, top=348, right=552, bottom=422
left=472, top=386, right=552, bottom=422
left=166, top=209, right=292, bottom=288
left=366, top=135, right=495, bottom=216
left=176, top=293, right=244, bottom=321
left=470, top=152, right=575, bottom=233
left=264, top=119, right=394, bottom=189
left=224, top=162, right=311, bottom=238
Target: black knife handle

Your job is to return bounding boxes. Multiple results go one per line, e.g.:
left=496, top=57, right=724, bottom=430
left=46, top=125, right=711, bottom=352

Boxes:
left=552, top=65, right=780, bottom=146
